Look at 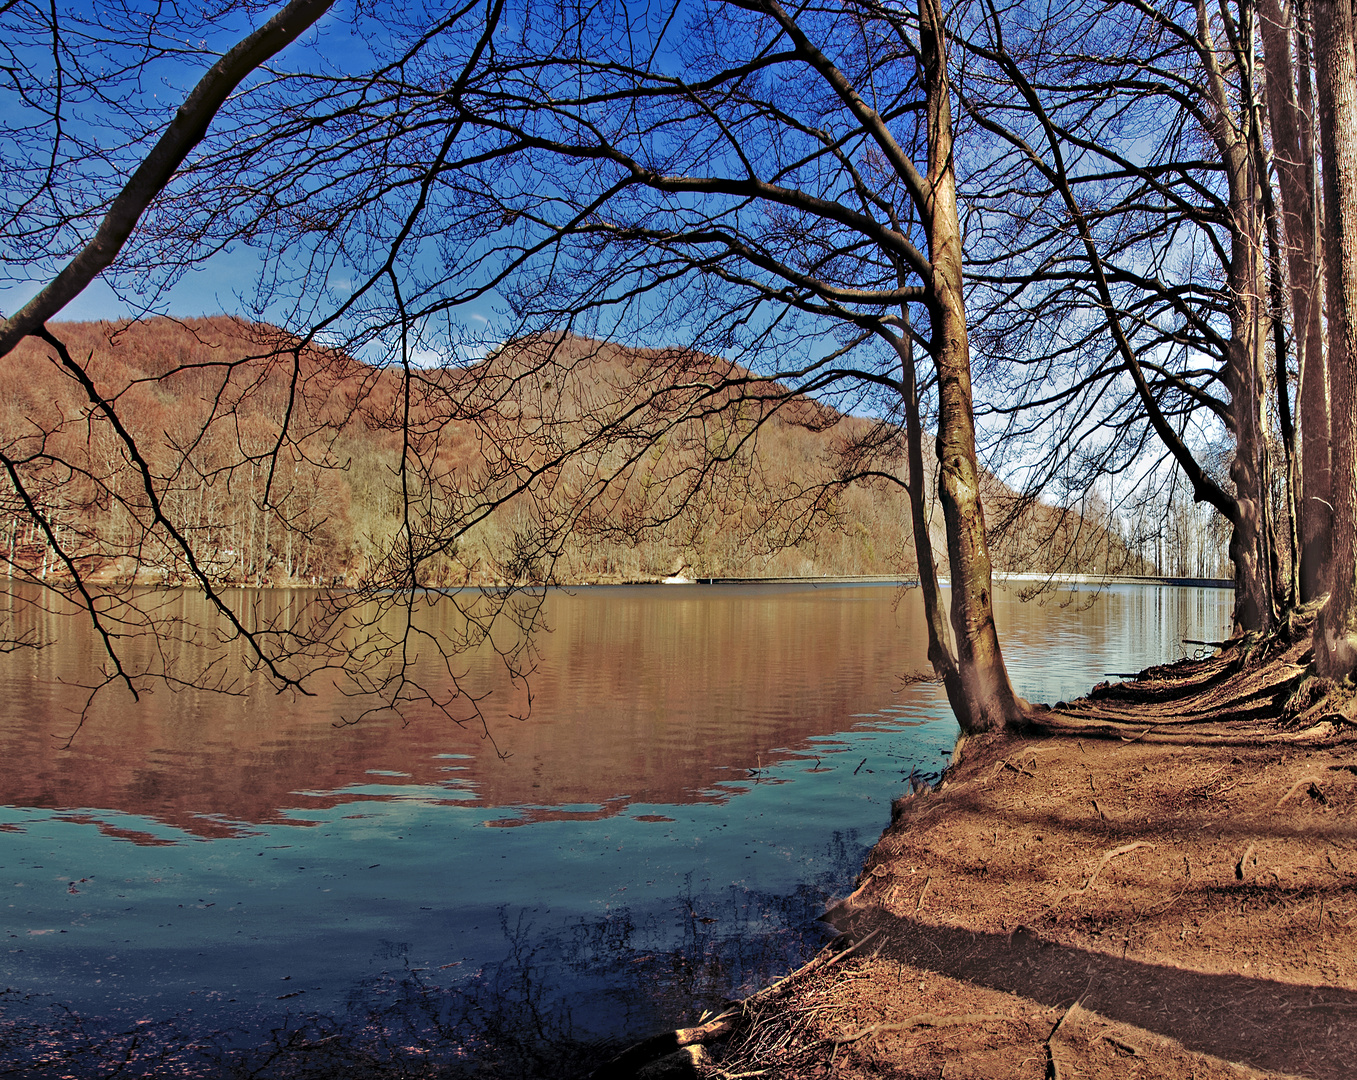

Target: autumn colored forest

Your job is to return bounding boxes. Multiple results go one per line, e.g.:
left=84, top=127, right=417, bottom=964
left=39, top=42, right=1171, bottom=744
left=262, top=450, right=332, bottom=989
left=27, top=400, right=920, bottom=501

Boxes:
left=2, top=317, right=1217, bottom=589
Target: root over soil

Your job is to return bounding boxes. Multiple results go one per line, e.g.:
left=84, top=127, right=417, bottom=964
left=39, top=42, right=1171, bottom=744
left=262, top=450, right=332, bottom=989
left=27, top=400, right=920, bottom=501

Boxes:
left=605, top=610, right=1357, bottom=1079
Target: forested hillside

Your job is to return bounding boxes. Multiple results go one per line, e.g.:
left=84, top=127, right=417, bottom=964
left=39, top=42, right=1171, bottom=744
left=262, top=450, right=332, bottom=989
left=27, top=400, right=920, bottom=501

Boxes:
left=2, top=319, right=1156, bottom=587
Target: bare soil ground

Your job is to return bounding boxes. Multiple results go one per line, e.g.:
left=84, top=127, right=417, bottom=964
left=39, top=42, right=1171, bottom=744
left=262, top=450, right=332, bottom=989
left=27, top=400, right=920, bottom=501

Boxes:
left=628, top=615, right=1357, bottom=1080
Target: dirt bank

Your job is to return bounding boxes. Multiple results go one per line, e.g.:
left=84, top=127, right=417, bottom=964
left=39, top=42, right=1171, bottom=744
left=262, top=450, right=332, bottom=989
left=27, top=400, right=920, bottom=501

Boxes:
left=687, top=731, right=1357, bottom=1079
left=646, top=626, right=1357, bottom=1080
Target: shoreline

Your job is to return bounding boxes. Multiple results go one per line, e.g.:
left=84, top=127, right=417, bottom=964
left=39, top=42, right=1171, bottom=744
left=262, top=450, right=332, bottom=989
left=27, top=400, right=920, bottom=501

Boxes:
left=680, top=721, right=1357, bottom=1079
left=57, top=571, right=1236, bottom=591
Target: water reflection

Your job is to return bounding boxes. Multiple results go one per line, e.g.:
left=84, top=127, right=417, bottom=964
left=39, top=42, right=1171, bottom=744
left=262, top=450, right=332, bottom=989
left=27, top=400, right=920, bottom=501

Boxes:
left=0, top=582, right=1234, bottom=1078
left=0, top=583, right=952, bottom=837
left=0, top=583, right=1230, bottom=840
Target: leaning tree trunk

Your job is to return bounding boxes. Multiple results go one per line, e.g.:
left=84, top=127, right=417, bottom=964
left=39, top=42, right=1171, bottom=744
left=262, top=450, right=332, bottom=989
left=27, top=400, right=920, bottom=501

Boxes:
left=1260, top=0, right=1330, bottom=605
left=888, top=324, right=961, bottom=697
left=917, top=0, right=1026, bottom=732
left=1313, top=0, right=1357, bottom=676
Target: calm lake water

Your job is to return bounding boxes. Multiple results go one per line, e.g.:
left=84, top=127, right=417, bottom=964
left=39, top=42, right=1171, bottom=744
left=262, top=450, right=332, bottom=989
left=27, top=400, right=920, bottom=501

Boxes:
left=0, top=582, right=1231, bottom=1076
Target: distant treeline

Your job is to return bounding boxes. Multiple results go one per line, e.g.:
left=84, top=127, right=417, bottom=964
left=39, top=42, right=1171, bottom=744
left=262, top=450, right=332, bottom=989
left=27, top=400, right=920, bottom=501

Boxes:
left=1, top=318, right=1217, bottom=587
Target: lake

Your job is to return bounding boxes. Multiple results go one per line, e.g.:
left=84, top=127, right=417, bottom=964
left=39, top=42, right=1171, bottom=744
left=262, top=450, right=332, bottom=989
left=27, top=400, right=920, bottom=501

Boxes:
left=0, top=582, right=1231, bottom=1076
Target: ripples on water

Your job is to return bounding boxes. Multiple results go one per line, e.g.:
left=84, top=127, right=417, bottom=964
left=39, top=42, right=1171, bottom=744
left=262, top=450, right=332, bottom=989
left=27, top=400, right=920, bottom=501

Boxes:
left=0, top=583, right=1231, bottom=1076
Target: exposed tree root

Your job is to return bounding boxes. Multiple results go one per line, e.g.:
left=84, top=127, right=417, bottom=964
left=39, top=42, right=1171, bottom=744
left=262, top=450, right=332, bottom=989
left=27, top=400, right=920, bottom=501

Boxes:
left=1030, top=604, right=1357, bottom=747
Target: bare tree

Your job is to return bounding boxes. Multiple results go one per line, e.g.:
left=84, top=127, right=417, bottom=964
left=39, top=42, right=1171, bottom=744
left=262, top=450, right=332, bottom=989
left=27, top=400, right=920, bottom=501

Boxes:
left=253, top=0, right=1031, bottom=730
left=1312, top=0, right=1357, bottom=676
left=958, top=0, right=1297, bottom=634
left=1258, top=0, right=1328, bottom=604
left=18, top=0, right=1254, bottom=738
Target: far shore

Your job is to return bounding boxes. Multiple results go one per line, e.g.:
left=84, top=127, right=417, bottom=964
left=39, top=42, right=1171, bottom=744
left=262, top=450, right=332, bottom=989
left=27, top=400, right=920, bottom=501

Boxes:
left=690, top=572, right=1235, bottom=588
left=59, top=570, right=1236, bottom=591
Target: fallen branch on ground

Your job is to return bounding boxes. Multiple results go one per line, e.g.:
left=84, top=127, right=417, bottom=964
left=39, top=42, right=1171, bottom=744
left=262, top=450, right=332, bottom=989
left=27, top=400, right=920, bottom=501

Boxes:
left=831, top=1011, right=1007, bottom=1049
left=1082, top=842, right=1152, bottom=892
left=1275, top=776, right=1326, bottom=808
left=587, top=930, right=882, bottom=1078
left=1045, top=1000, right=1085, bottom=1080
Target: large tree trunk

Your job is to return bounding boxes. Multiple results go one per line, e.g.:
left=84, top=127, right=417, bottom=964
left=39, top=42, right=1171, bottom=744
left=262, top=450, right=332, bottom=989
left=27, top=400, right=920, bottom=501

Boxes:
left=1221, top=276, right=1276, bottom=632
left=1260, top=0, right=1330, bottom=605
left=1197, top=1, right=1277, bottom=633
left=1313, top=0, right=1357, bottom=675
left=918, top=0, right=1026, bottom=732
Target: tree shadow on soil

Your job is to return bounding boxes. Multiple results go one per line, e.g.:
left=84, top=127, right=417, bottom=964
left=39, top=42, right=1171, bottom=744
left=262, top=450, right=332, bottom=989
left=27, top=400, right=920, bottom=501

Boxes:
left=833, top=906, right=1357, bottom=1080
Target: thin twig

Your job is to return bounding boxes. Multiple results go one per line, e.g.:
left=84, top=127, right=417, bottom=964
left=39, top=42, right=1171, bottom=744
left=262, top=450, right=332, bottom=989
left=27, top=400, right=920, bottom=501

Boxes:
left=1275, top=776, right=1325, bottom=808
left=1082, top=842, right=1152, bottom=892
left=833, top=1012, right=1007, bottom=1048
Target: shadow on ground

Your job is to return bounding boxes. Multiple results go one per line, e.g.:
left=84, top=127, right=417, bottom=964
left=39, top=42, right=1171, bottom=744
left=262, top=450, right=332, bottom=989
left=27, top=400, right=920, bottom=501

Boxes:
left=832, top=905, right=1357, bottom=1080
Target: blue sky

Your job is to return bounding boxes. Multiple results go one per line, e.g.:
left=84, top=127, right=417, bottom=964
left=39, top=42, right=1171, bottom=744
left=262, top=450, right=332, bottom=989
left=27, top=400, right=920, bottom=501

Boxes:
left=0, top=247, right=261, bottom=323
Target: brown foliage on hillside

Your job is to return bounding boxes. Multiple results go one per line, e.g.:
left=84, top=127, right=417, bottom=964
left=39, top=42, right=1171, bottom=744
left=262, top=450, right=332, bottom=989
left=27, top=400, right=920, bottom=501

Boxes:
left=4, top=317, right=362, bottom=585
left=1, top=319, right=1141, bottom=589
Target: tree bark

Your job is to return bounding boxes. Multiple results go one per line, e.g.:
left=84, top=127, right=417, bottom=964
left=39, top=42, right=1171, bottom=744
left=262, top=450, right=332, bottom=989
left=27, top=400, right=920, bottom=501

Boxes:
left=1260, top=0, right=1330, bottom=604
left=918, top=0, right=1026, bottom=731
left=1195, top=0, right=1277, bottom=633
left=887, top=324, right=959, bottom=693
left=1313, top=0, right=1357, bottom=675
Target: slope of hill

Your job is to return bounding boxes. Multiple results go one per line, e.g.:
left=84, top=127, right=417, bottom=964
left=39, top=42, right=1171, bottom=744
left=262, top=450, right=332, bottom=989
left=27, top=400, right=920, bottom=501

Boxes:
left=0, top=319, right=1143, bottom=587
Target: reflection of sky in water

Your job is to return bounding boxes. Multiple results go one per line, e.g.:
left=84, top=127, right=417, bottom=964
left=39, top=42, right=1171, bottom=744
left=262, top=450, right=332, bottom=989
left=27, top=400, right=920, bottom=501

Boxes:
left=995, top=583, right=1235, bottom=705
left=0, top=583, right=1232, bottom=1072
left=0, top=719, right=953, bottom=1017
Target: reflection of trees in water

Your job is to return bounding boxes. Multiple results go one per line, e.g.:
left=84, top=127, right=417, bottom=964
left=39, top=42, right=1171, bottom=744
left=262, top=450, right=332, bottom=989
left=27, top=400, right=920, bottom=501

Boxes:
left=0, top=833, right=864, bottom=1078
